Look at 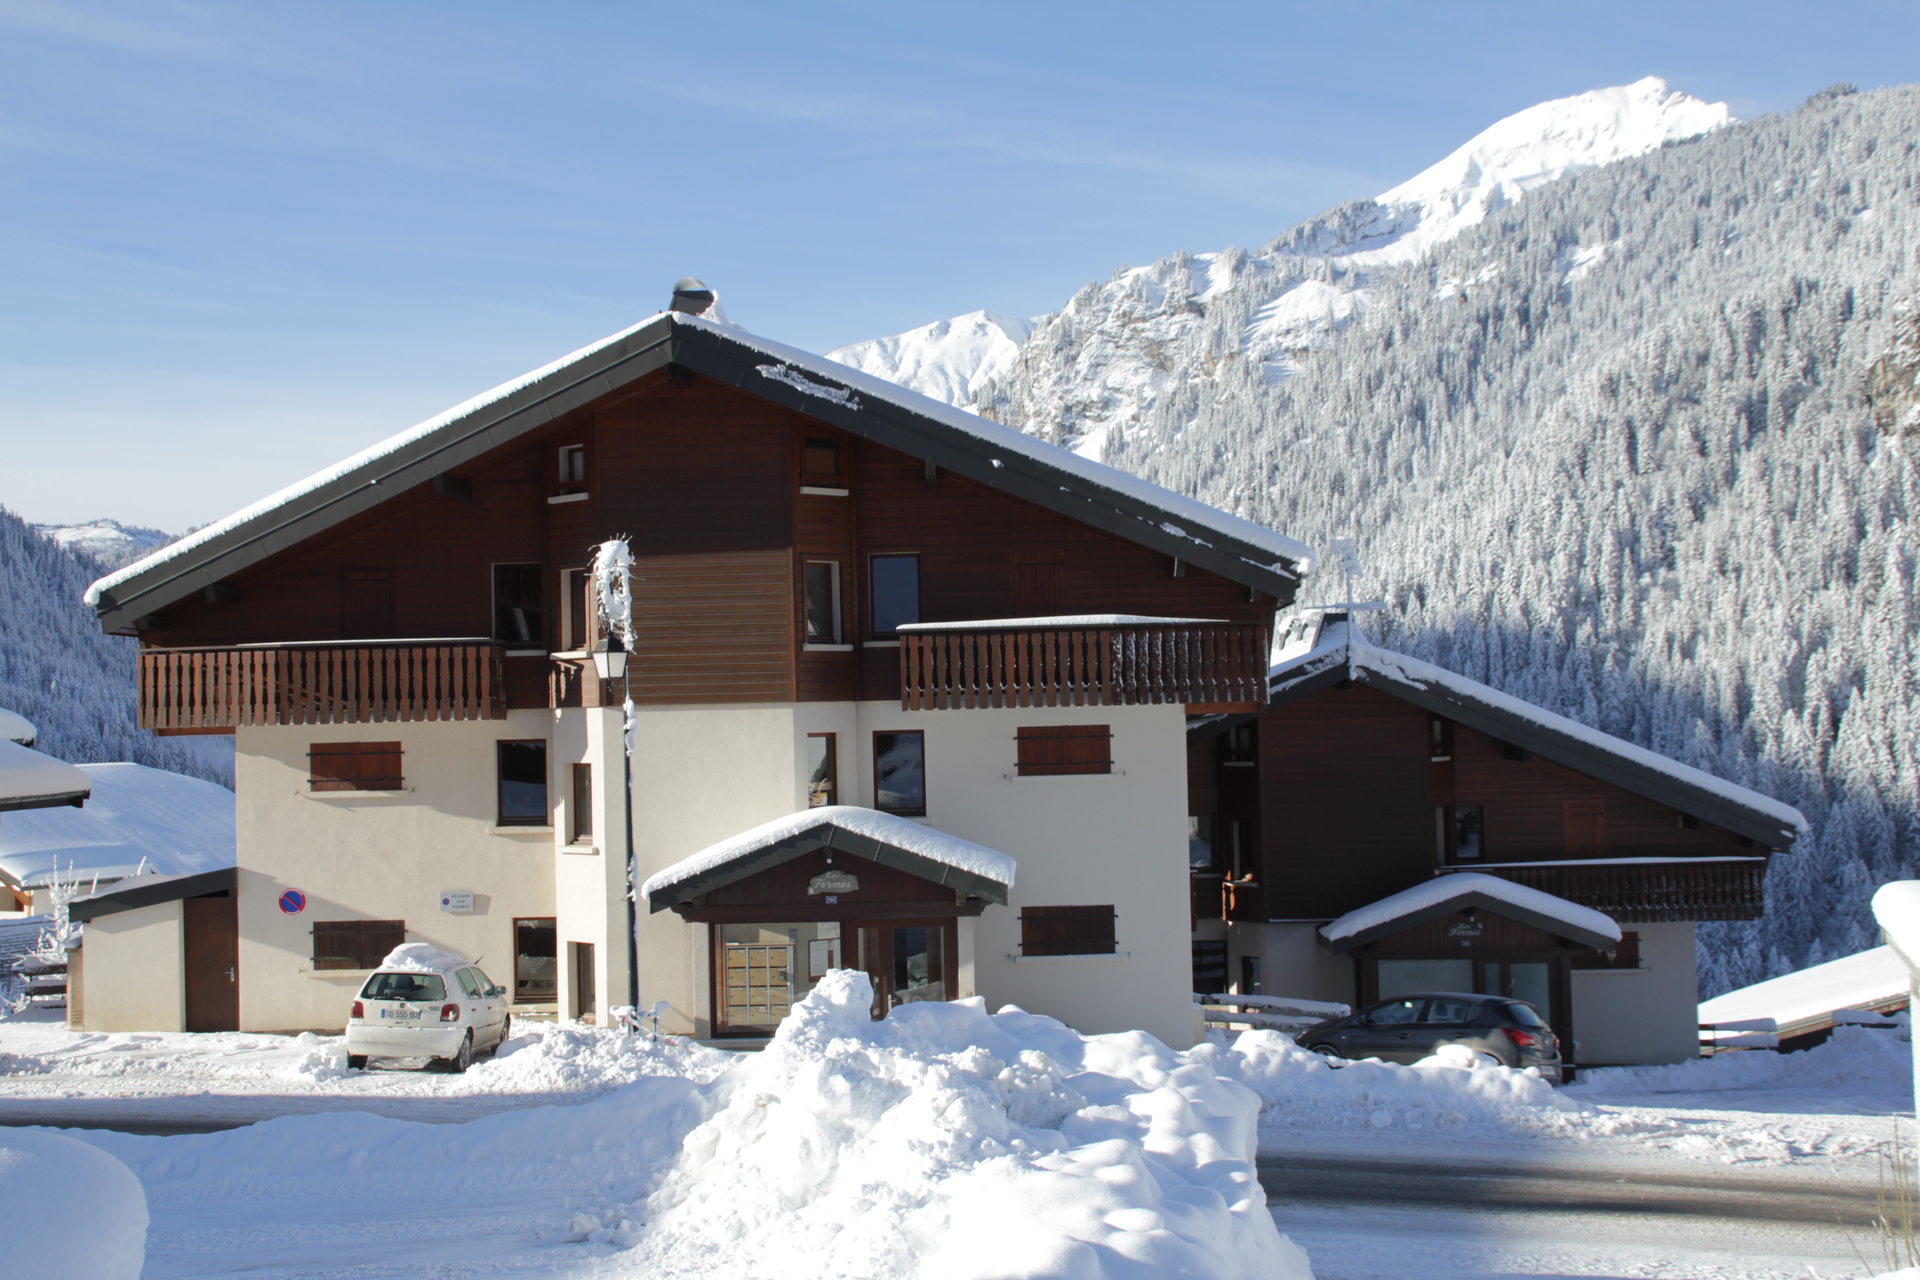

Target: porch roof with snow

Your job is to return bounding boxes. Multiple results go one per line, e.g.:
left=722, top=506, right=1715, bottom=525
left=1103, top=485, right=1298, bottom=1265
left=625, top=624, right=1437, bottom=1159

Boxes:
left=0, top=740, right=90, bottom=814
left=643, top=806, right=1015, bottom=913
left=85, top=312, right=1311, bottom=633
left=1262, top=617, right=1806, bottom=851
left=70, top=867, right=237, bottom=922
left=1319, top=871, right=1623, bottom=953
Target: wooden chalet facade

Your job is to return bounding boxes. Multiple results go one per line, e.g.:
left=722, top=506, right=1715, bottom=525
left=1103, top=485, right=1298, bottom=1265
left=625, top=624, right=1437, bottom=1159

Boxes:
left=1188, top=613, right=1805, bottom=1067
left=80, top=301, right=1307, bottom=1045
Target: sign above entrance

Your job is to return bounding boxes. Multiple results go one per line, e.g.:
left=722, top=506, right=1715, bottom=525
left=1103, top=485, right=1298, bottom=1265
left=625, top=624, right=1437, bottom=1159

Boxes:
left=808, top=870, right=860, bottom=895
left=1446, top=920, right=1486, bottom=939
left=278, top=889, right=306, bottom=916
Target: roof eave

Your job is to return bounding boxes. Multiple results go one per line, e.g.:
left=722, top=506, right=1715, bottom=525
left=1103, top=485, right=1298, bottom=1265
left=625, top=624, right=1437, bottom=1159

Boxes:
left=1322, top=887, right=1618, bottom=953
left=0, top=790, right=88, bottom=814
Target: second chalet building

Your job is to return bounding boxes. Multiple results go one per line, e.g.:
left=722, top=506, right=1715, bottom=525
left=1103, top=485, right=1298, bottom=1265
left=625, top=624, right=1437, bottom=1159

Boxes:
left=81, top=295, right=1306, bottom=1047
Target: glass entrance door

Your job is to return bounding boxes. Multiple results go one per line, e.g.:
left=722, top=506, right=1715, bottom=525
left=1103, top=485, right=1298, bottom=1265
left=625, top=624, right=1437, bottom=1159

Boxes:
left=852, top=920, right=955, bottom=1018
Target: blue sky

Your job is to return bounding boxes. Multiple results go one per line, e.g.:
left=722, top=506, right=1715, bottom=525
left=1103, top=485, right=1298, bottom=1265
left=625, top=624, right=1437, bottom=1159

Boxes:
left=4, top=0, right=1917, bottom=530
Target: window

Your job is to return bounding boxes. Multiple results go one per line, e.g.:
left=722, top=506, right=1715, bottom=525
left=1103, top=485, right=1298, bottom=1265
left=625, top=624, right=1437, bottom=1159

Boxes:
left=1454, top=806, right=1484, bottom=860
left=493, top=563, right=545, bottom=648
left=1015, top=724, right=1112, bottom=776
left=801, top=436, right=843, bottom=485
left=1223, top=721, right=1256, bottom=765
left=873, top=731, right=924, bottom=815
left=1564, top=800, right=1606, bottom=858
left=1425, top=996, right=1478, bottom=1025
left=804, top=561, right=843, bottom=644
left=869, top=554, right=920, bottom=635
left=1227, top=819, right=1256, bottom=880
left=1187, top=814, right=1215, bottom=870
left=569, top=764, right=593, bottom=842
left=557, top=444, right=586, bottom=491
left=806, top=733, right=837, bottom=807
left=1239, top=953, right=1262, bottom=995
left=1020, top=905, right=1116, bottom=956
left=561, top=567, right=590, bottom=652
left=515, top=918, right=558, bottom=1002
left=308, top=742, right=403, bottom=791
left=313, top=919, right=405, bottom=970
left=1429, top=716, right=1454, bottom=760
left=497, top=741, right=549, bottom=826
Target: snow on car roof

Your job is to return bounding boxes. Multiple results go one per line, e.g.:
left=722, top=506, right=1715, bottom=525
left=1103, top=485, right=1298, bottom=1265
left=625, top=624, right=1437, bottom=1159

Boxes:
left=376, top=943, right=471, bottom=973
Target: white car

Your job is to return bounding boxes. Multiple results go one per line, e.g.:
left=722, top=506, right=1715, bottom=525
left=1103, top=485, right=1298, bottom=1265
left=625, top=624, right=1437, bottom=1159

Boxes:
left=344, top=947, right=511, bottom=1073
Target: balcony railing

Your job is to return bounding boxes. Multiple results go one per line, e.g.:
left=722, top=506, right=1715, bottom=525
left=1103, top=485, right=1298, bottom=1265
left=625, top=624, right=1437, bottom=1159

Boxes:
left=138, top=640, right=505, bottom=730
left=898, top=618, right=1270, bottom=712
left=1452, top=859, right=1769, bottom=923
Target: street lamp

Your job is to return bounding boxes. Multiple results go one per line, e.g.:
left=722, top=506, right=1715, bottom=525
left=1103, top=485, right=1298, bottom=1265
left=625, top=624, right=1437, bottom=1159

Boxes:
left=591, top=635, right=629, bottom=683
left=589, top=633, right=641, bottom=1015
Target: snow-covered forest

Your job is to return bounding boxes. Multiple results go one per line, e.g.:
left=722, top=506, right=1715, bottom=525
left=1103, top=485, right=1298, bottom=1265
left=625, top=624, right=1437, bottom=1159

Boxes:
left=0, top=506, right=230, bottom=788
left=973, top=84, right=1920, bottom=996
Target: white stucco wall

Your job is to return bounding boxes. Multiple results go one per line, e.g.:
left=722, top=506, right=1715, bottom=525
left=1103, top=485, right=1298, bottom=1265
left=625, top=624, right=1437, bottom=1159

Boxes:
left=78, top=901, right=185, bottom=1032
left=1571, top=920, right=1699, bottom=1066
left=1227, top=922, right=1357, bottom=1010
left=551, top=707, right=628, bottom=1022
left=234, top=713, right=558, bottom=1032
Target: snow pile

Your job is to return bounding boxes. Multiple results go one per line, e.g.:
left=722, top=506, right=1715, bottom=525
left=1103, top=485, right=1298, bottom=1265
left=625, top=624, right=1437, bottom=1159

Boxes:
left=0, top=1129, right=147, bottom=1279
left=1198, top=1030, right=1575, bottom=1133
left=599, top=972, right=1309, bottom=1278
left=482, top=1021, right=735, bottom=1093
left=1570, top=1023, right=1913, bottom=1105
left=375, top=942, right=469, bottom=972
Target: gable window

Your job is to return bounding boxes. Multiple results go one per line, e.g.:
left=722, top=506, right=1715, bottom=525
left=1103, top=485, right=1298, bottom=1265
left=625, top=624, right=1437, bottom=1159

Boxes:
left=1015, top=724, right=1112, bottom=776
left=804, top=561, right=843, bottom=644
left=873, top=731, right=924, bottom=815
left=807, top=733, right=837, bottom=807
left=1020, top=905, right=1116, bottom=957
left=308, top=742, right=403, bottom=792
left=493, top=564, right=546, bottom=648
left=801, top=436, right=844, bottom=488
left=1564, top=800, right=1606, bottom=858
left=557, top=444, right=586, bottom=491
left=569, top=763, right=593, bottom=843
left=1454, top=806, right=1484, bottom=860
left=340, top=568, right=396, bottom=640
left=313, top=919, right=405, bottom=970
left=869, top=554, right=920, bottom=636
left=498, top=741, right=549, bottom=826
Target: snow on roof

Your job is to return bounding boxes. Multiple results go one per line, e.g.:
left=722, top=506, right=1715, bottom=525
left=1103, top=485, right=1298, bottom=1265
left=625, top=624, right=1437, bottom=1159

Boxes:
left=1699, top=946, right=1909, bottom=1034
left=1272, top=616, right=1808, bottom=839
left=0, top=763, right=232, bottom=888
left=897, top=614, right=1224, bottom=632
left=643, top=805, right=1016, bottom=901
left=1320, top=872, right=1622, bottom=946
left=88, top=311, right=1310, bottom=613
left=0, top=709, right=37, bottom=746
left=1872, top=882, right=1920, bottom=976
left=0, top=741, right=91, bottom=811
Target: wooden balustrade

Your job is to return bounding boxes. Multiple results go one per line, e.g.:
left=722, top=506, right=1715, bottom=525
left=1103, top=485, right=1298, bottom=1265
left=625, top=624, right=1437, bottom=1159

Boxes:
left=1461, top=859, right=1768, bottom=923
left=138, top=641, right=506, bottom=730
left=899, top=619, right=1269, bottom=712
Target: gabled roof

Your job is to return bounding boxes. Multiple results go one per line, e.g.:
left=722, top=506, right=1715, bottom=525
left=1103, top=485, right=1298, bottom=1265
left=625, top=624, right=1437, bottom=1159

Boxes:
left=1319, top=871, right=1622, bottom=953
left=643, top=805, right=1014, bottom=912
left=0, top=740, right=90, bottom=814
left=1267, top=616, right=1806, bottom=851
left=70, top=868, right=236, bottom=923
left=86, top=312, right=1312, bottom=632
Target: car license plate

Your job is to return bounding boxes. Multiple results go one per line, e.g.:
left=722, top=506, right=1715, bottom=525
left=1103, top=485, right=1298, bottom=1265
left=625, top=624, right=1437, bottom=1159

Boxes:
left=380, top=1007, right=422, bottom=1021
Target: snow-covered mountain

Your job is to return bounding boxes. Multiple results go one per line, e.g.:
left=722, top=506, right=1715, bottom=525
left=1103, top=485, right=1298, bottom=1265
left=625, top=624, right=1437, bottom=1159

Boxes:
left=827, top=310, right=1038, bottom=408
left=32, top=519, right=177, bottom=571
left=838, top=78, right=1729, bottom=430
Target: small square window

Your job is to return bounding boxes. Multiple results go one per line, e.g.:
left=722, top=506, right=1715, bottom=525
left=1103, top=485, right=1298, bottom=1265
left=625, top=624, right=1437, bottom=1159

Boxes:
left=870, top=554, right=920, bottom=636
left=802, top=437, right=841, bottom=480
left=804, top=562, right=842, bottom=644
left=557, top=444, right=586, bottom=489
left=498, top=741, right=549, bottom=826
left=873, top=731, right=924, bottom=816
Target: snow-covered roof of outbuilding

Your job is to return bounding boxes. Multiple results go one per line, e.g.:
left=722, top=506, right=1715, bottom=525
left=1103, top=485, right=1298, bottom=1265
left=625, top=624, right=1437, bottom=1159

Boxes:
left=0, top=741, right=90, bottom=814
left=1320, top=871, right=1622, bottom=953
left=1266, top=615, right=1806, bottom=851
left=644, top=805, right=1015, bottom=912
left=0, top=763, right=233, bottom=890
left=85, top=311, right=1310, bottom=633
left=1698, top=946, right=1909, bottom=1039
left=0, top=709, right=38, bottom=746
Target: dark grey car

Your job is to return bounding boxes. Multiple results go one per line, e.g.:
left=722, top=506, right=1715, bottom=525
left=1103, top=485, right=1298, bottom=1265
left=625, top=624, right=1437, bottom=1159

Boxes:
left=1298, top=992, right=1563, bottom=1083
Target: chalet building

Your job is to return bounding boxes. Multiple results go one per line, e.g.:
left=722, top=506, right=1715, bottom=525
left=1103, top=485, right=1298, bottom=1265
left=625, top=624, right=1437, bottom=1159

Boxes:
left=1188, top=613, right=1807, bottom=1067
left=81, top=293, right=1307, bottom=1047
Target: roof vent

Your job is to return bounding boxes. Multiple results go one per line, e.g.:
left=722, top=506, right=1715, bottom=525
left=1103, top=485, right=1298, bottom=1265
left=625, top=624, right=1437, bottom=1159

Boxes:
left=670, top=277, right=716, bottom=316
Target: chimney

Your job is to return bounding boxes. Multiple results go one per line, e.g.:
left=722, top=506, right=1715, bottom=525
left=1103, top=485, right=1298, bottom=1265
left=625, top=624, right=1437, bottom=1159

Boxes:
left=670, top=277, right=716, bottom=316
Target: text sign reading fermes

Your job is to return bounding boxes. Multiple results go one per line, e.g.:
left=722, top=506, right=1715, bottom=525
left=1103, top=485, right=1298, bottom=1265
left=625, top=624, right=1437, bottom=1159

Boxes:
left=808, top=870, right=859, bottom=895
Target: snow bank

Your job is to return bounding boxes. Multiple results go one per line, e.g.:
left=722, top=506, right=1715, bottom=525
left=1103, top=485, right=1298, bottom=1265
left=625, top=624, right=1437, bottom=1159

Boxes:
left=482, top=1020, right=735, bottom=1092
left=1569, top=1023, right=1914, bottom=1105
left=0, top=1129, right=147, bottom=1279
left=1197, top=1030, right=1574, bottom=1133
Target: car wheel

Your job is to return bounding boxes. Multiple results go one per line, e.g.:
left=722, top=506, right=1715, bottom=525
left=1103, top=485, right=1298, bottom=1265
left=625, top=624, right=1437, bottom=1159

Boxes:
left=1475, top=1051, right=1508, bottom=1070
left=1308, top=1044, right=1345, bottom=1062
left=441, top=1031, right=473, bottom=1075
left=493, top=1014, right=511, bottom=1056
left=347, top=1054, right=368, bottom=1071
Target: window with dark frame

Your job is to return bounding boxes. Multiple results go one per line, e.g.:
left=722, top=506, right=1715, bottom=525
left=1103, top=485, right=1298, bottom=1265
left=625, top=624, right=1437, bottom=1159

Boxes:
left=1187, top=814, right=1216, bottom=870
left=514, top=917, right=558, bottom=1002
left=869, top=554, right=920, bottom=636
left=312, top=919, right=405, bottom=970
left=806, top=733, right=837, bottom=807
left=804, top=561, right=842, bottom=643
left=1015, top=724, right=1112, bottom=776
left=801, top=436, right=843, bottom=484
left=493, top=563, right=546, bottom=647
left=873, top=730, right=924, bottom=815
left=1020, top=905, right=1117, bottom=956
left=497, top=741, right=549, bottom=826
left=1454, top=806, right=1484, bottom=860
left=562, top=567, right=590, bottom=652
left=308, top=742, right=403, bottom=792
left=557, top=444, right=586, bottom=490
left=569, top=763, right=593, bottom=843
left=1222, top=721, right=1256, bottom=764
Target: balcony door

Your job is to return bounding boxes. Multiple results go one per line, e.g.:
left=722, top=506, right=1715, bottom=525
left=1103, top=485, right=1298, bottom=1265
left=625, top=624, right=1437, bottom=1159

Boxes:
left=851, top=919, right=957, bottom=1018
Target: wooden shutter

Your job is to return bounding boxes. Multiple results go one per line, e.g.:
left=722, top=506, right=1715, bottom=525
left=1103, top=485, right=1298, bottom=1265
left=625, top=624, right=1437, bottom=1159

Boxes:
left=1016, top=725, right=1112, bottom=776
left=308, top=742, right=402, bottom=791
left=1019, top=905, right=1117, bottom=956
left=1564, top=800, right=1607, bottom=858
left=312, top=919, right=405, bottom=970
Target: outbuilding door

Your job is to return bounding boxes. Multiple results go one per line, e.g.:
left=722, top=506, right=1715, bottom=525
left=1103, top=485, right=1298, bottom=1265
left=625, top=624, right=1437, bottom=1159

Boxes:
left=183, top=894, right=238, bottom=1032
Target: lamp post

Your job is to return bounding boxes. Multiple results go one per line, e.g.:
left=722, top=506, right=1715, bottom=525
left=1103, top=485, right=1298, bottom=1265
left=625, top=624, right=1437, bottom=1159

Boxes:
left=591, top=636, right=642, bottom=1013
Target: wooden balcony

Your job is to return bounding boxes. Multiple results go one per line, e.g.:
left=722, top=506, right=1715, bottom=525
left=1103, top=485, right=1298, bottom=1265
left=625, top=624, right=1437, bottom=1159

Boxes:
left=139, top=640, right=506, bottom=731
left=898, top=618, right=1270, bottom=712
left=1459, top=859, right=1769, bottom=923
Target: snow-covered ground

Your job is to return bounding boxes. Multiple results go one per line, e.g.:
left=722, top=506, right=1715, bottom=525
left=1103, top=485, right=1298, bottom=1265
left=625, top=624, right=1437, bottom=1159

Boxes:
left=0, top=999, right=1909, bottom=1278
